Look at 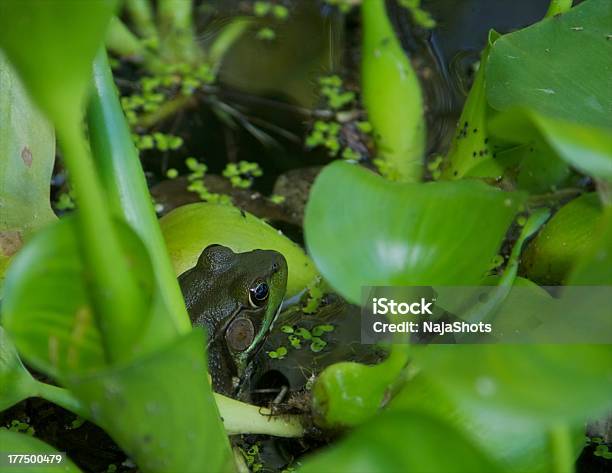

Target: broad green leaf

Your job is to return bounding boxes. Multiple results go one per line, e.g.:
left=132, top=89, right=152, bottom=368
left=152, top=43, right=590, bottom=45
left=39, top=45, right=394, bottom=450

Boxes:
left=389, top=373, right=585, bottom=473
left=0, top=326, right=92, bottom=419
left=67, top=329, right=232, bottom=473
left=304, top=162, right=525, bottom=304
left=0, top=326, right=38, bottom=411
left=2, top=218, right=232, bottom=472
left=0, top=0, right=152, bottom=365
left=160, top=202, right=318, bottom=298
left=361, top=0, right=425, bottom=182
left=2, top=217, right=154, bottom=379
left=486, top=0, right=612, bottom=129
left=414, top=344, right=612, bottom=425
left=0, top=430, right=81, bottom=473
left=298, top=410, right=501, bottom=473
left=489, top=109, right=612, bottom=182
left=522, top=193, right=604, bottom=284
left=0, top=0, right=118, bottom=125
left=0, top=52, right=56, bottom=286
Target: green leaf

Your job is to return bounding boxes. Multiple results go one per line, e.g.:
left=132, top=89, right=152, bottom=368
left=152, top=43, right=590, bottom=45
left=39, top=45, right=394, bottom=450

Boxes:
left=0, top=0, right=118, bottom=125
left=389, top=373, right=584, bottom=473
left=0, top=326, right=38, bottom=411
left=67, top=329, right=232, bottom=473
left=361, top=0, right=425, bottom=182
left=0, top=52, right=56, bottom=286
left=2, top=218, right=232, bottom=471
left=160, top=203, right=318, bottom=298
left=298, top=410, right=501, bottom=473
left=522, top=193, right=604, bottom=284
left=489, top=109, right=612, bottom=182
left=0, top=0, right=151, bottom=365
left=2, top=217, right=154, bottom=379
left=486, top=0, right=612, bottom=129
left=568, top=207, right=612, bottom=284
left=0, top=430, right=82, bottom=472
left=304, top=162, right=525, bottom=304
left=414, top=344, right=612, bottom=425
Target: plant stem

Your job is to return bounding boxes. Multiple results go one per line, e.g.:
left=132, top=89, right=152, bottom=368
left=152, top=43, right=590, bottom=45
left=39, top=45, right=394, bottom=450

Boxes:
left=545, top=0, right=573, bottom=17
left=106, top=17, right=146, bottom=59
left=214, top=393, right=305, bottom=437
left=549, top=423, right=575, bottom=473
left=34, top=381, right=92, bottom=423
left=88, top=50, right=192, bottom=337
left=158, top=0, right=199, bottom=64
left=460, top=209, right=550, bottom=327
left=57, top=121, right=146, bottom=364
left=124, top=0, right=158, bottom=40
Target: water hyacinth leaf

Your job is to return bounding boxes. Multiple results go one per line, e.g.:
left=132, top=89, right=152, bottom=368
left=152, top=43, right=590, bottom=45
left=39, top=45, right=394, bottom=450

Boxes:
left=521, top=193, right=604, bottom=284
left=2, top=217, right=154, bottom=379
left=0, top=327, right=38, bottom=411
left=0, top=0, right=151, bottom=366
left=413, top=344, right=612, bottom=425
left=304, top=162, right=525, bottom=304
left=361, top=0, right=425, bottom=182
left=67, top=329, right=232, bottom=473
left=486, top=0, right=612, bottom=129
left=489, top=109, right=612, bottom=182
left=299, top=410, right=501, bottom=473
left=0, top=0, right=118, bottom=125
left=568, top=207, right=612, bottom=285
left=0, top=430, right=82, bottom=473
left=0, top=52, right=56, bottom=286
left=389, top=373, right=584, bottom=473
left=160, top=203, right=318, bottom=297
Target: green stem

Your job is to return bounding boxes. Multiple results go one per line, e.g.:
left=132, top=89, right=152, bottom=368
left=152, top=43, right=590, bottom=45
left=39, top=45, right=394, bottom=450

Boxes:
left=124, top=0, right=158, bottom=40
left=33, top=381, right=92, bottom=423
left=157, top=0, right=199, bottom=64
left=57, top=121, right=146, bottom=364
left=549, top=423, right=575, bottom=473
left=214, top=394, right=304, bottom=437
left=545, top=0, right=573, bottom=17
left=106, top=17, right=146, bottom=59
left=460, top=208, right=550, bottom=326
left=88, top=50, right=191, bottom=336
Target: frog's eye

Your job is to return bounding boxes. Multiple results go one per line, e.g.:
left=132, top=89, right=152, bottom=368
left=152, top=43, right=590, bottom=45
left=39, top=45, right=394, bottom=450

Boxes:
left=226, top=318, right=255, bottom=352
left=249, top=281, right=269, bottom=307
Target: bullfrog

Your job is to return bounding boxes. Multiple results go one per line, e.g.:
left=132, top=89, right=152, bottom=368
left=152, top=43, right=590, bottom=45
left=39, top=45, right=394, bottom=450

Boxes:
left=178, top=244, right=288, bottom=397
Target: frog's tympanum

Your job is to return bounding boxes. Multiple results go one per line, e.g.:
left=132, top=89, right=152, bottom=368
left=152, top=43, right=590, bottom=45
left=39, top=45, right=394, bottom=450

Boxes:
left=179, top=244, right=288, bottom=396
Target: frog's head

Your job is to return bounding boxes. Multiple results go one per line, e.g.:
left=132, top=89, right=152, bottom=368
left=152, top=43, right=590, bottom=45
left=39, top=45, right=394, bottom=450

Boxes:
left=179, top=244, right=288, bottom=395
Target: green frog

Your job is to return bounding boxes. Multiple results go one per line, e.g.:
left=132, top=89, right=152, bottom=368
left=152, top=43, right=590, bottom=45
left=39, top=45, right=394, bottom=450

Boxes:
left=178, top=244, right=288, bottom=397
